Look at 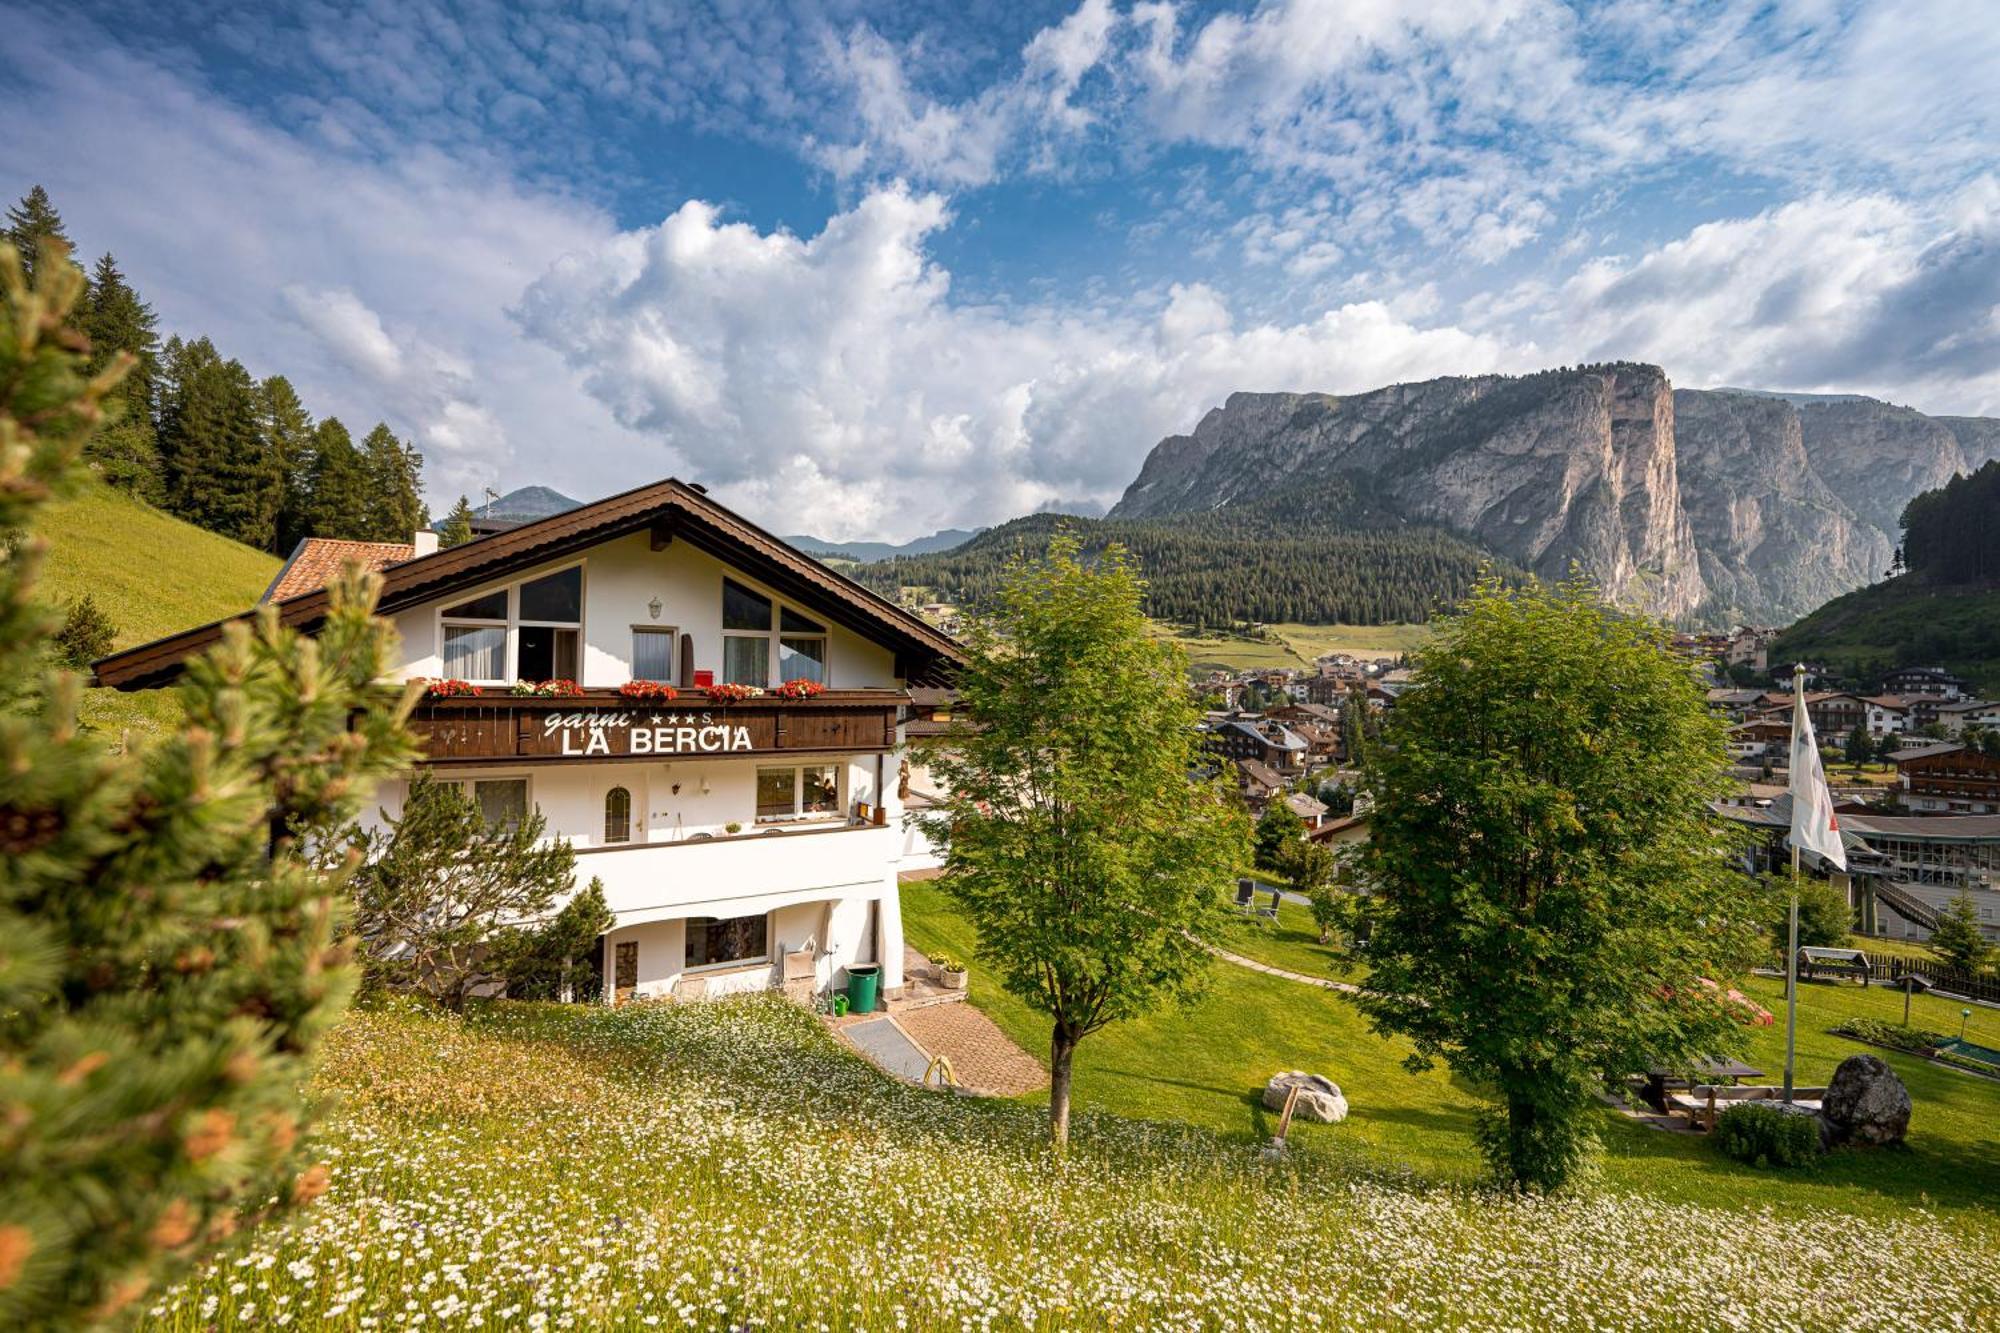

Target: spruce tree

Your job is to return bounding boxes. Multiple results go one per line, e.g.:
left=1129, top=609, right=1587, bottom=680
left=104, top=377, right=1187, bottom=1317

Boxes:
left=157, top=339, right=279, bottom=547
left=359, top=421, right=423, bottom=542
left=51, top=593, right=116, bottom=670
left=0, top=241, right=418, bottom=1326
left=4, top=185, right=73, bottom=283
left=261, top=375, right=316, bottom=554
left=304, top=417, right=369, bottom=540
left=437, top=494, right=476, bottom=549
left=1928, top=891, right=1993, bottom=975
left=80, top=253, right=163, bottom=498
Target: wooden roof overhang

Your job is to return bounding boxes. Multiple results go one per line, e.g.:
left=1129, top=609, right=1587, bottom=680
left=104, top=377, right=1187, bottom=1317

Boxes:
left=93, top=478, right=966, bottom=692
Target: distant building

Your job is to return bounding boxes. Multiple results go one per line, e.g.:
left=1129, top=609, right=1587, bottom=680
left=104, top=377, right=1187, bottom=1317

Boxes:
left=1878, top=666, right=1967, bottom=700
left=1895, top=745, right=2000, bottom=815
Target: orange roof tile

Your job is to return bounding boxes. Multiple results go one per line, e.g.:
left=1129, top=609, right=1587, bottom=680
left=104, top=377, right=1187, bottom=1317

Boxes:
left=262, top=538, right=416, bottom=603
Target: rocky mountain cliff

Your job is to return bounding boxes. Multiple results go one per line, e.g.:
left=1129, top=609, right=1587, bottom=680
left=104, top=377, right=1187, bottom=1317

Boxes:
left=1110, top=366, right=2000, bottom=625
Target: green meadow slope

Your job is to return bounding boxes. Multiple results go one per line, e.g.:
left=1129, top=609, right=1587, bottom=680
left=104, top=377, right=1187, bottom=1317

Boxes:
left=33, top=478, right=280, bottom=737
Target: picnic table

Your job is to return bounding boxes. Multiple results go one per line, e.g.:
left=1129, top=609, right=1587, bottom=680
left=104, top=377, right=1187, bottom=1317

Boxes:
left=1640, top=1059, right=1765, bottom=1113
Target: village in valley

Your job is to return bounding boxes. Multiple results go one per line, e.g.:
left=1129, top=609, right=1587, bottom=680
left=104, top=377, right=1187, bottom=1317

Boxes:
left=8, top=5, right=2000, bottom=1331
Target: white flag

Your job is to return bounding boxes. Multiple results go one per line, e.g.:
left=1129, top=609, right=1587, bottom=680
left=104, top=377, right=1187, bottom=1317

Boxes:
left=1788, top=683, right=1847, bottom=871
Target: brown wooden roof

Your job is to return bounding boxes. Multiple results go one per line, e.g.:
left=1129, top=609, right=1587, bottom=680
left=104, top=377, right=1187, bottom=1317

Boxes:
left=262, top=537, right=416, bottom=603
left=94, top=478, right=966, bottom=691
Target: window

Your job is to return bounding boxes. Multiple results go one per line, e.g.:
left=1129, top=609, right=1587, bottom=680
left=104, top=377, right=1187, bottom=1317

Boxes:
left=755, top=764, right=841, bottom=822
left=633, top=627, right=677, bottom=682
left=517, top=568, right=582, bottom=681
left=779, top=607, right=827, bottom=684
left=473, top=779, right=528, bottom=834
left=437, top=567, right=584, bottom=684
left=441, top=588, right=509, bottom=681
left=604, top=786, right=632, bottom=844
left=721, top=579, right=772, bottom=686
left=722, top=580, right=831, bottom=687
left=684, top=913, right=768, bottom=970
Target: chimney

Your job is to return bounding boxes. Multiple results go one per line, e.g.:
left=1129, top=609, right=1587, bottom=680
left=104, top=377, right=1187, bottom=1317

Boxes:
left=413, top=528, right=440, bottom=557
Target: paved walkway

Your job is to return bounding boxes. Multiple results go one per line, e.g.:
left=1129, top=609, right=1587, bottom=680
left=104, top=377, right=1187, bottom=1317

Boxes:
left=895, top=1001, right=1046, bottom=1096
left=1208, top=944, right=1361, bottom=994
left=843, top=1016, right=932, bottom=1082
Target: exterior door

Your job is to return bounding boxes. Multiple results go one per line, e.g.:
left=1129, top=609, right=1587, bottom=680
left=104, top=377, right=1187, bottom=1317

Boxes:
left=614, top=941, right=638, bottom=1005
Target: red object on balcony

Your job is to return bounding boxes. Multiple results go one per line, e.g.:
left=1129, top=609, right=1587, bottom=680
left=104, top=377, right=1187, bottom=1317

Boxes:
left=694, top=669, right=714, bottom=687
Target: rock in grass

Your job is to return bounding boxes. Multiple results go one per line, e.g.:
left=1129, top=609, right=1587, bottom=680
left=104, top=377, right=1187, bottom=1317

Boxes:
left=1263, top=1071, right=1348, bottom=1124
left=1819, top=1054, right=1912, bottom=1146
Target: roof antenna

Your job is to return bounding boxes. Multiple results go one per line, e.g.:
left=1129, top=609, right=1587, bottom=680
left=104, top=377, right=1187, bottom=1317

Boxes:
left=481, top=486, right=500, bottom=518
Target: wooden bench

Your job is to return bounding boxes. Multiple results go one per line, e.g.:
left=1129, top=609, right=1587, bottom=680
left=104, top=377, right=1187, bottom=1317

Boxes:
left=1669, top=1084, right=1828, bottom=1132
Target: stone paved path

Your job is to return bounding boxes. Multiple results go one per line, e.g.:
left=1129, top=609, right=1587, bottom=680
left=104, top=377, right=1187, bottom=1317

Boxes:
left=894, top=1000, right=1047, bottom=1097
left=1208, top=945, right=1360, bottom=994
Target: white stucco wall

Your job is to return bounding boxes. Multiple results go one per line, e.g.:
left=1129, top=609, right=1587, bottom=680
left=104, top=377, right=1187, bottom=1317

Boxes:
left=388, top=532, right=897, bottom=690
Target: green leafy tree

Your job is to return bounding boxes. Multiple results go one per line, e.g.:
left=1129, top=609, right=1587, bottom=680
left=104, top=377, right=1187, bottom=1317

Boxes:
left=492, top=878, right=615, bottom=1001
left=0, top=241, right=417, bottom=1326
left=1277, top=839, right=1341, bottom=943
left=1359, top=577, right=1762, bottom=1192
left=437, top=494, right=476, bottom=548
left=51, top=592, right=115, bottom=669
left=1843, top=724, right=1873, bottom=770
left=352, top=773, right=579, bottom=1010
left=358, top=421, right=424, bottom=542
left=80, top=253, right=162, bottom=498
left=1766, top=873, right=1853, bottom=951
left=4, top=185, right=73, bottom=283
left=261, top=375, right=316, bottom=554
left=1253, top=799, right=1306, bottom=870
left=1928, top=891, right=1993, bottom=975
left=917, top=537, right=1248, bottom=1147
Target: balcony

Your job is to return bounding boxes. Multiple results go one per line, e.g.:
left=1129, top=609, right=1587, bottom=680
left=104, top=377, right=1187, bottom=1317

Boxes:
left=408, top=688, right=903, bottom=766
left=574, top=821, right=902, bottom=925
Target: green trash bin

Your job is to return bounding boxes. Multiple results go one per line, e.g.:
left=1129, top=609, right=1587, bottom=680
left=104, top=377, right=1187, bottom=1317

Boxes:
left=846, top=964, right=881, bottom=1016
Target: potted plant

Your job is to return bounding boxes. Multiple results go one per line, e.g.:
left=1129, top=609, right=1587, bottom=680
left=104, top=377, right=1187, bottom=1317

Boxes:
left=773, top=677, right=827, bottom=700
left=618, top=679, right=677, bottom=701
left=510, top=678, right=583, bottom=697
left=703, top=682, right=763, bottom=703
left=724, top=821, right=743, bottom=835
left=424, top=678, right=482, bottom=697
left=934, top=952, right=969, bottom=991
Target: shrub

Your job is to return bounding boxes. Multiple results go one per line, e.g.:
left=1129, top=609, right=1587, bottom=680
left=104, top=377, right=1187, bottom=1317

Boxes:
left=51, top=591, right=115, bottom=668
left=1714, top=1103, right=1821, bottom=1168
left=1834, top=1018, right=1949, bottom=1053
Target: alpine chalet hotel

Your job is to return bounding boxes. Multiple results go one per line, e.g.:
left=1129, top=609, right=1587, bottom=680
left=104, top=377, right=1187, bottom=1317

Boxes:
left=93, top=480, right=963, bottom=1004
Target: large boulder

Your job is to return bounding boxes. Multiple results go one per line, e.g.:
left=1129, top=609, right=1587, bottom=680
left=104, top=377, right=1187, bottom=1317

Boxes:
left=1819, top=1054, right=1912, bottom=1146
left=1263, top=1071, right=1348, bottom=1124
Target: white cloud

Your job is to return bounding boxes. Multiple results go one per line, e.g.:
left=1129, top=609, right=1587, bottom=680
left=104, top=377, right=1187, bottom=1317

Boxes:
left=1535, top=189, right=2000, bottom=413
left=0, top=8, right=655, bottom=510
left=517, top=184, right=1521, bottom=539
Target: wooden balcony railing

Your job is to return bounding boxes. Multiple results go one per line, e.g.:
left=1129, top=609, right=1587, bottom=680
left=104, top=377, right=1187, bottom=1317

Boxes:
left=409, top=688, right=903, bottom=766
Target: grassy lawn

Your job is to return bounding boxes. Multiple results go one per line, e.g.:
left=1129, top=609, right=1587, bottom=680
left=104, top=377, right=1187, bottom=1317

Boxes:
left=33, top=477, right=280, bottom=744
left=1218, top=896, right=1351, bottom=979
left=900, top=878, right=2000, bottom=1223
left=136, top=997, right=2000, bottom=1330
left=1269, top=621, right=1431, bottom=662
left=1151, top=623, right=1304, bottom=671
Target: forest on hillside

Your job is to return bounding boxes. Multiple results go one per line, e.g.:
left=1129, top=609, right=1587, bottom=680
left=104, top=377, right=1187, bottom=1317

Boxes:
left=5, top=185, right=443, bottom=555
left=853, top=508, right=1511, bottom=627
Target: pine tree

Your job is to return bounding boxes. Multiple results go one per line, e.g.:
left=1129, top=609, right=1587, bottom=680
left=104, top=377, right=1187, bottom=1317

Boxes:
left=0, top=239, right=418, bottom=1326
left=437, top=494, right=476, bottom=549
left=157, top=338, right=280, bottom=546
left=492, top=877, right=615, bottom=1001
left=80, top=253, right=163, bottom=497
left=359, top=421, right=423, bottom=542
left=1928, top=891, right=1994, bottom=975
left=4, top=184, right=74, bottom=283
left=261, top=375, right=316, bottom=554
left=51, top=593, right=116, bottom=669
left=304, top=417, right=370, bottom=540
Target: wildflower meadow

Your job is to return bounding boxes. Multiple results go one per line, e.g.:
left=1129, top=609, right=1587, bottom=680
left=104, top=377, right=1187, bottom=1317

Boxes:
left=139, top=997, right=1999, bottom=1332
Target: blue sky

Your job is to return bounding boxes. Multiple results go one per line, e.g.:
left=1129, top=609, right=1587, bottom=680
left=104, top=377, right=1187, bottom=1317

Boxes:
left=2, top=0, right=1996, bottom=538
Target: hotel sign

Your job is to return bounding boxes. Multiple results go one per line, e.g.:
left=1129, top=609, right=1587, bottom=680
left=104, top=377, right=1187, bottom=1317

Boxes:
left=409, top=696, right=899, bottom=765
left=531, top=709, right=756, bottom=757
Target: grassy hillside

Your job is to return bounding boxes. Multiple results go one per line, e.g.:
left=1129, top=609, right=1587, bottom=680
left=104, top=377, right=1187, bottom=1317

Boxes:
left=1151, top=621, right=1431, bottom=673
left=136, top=996, right=1998, bottom=1330
left=33, top=478, right=280, bottom=738
left=1773, top=576, right=2000, bottom=694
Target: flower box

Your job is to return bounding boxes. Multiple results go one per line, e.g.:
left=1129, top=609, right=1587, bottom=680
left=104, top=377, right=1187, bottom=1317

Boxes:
left=618, top=680, right=679, bottom=701
left=703, top=682, right=763, bottom=703
left=510, top=678, right=583, bottom=698
left=773, top=678, right=828, bottom=700
left=424, top=678, right=483, bottom=698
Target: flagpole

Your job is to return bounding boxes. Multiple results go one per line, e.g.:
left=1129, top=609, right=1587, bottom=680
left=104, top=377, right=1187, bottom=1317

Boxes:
left=1784, top=664, right=1802, bottom=1105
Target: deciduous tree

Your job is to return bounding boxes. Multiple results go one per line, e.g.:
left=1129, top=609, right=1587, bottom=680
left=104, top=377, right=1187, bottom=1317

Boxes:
left=918, top=537, right=1247, bottom=1147
left=1359, top=577, right=1762, bottom=1192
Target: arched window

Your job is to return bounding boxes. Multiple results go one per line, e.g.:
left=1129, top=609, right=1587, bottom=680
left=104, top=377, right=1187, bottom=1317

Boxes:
left=604, top=786, right=631, bottom=844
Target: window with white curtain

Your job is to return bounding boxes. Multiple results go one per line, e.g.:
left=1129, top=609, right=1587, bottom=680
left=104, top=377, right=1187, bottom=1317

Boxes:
left=632, top=627, right=677, bottom=682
